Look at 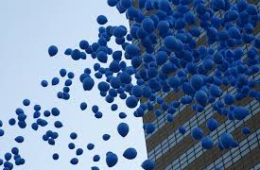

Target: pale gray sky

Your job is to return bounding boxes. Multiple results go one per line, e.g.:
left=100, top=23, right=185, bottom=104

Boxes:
left=0, top=0, right=147, bottom=169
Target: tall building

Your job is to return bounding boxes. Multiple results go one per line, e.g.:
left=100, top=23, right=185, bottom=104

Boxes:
left=131, top=0, right=260, bottom=169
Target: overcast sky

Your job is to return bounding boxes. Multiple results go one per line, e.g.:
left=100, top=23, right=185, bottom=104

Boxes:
left=0, top=0, right=147, bottom=169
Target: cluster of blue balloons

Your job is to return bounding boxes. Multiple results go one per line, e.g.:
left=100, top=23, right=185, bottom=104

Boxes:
left=2, top=0, right=260, bottom=169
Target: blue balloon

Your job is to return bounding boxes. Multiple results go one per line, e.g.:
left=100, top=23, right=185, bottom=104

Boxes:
left=220, top=132, right=234, bottom=149
left=209, top=85, right=222, bottom=97
left=41, top=80, right=48, bottom=87
left=83, top=77, right=95, bottom=91
left=5, top=152, right=12, bottom=161
left=59, top=69, right=67, bottom=77
left=119, top=72, right=132, bottom=84
left=68, top=142, right=75, bottom=149
left=113, top=26, right=127, bottom=38
left=164, top=36, right=183, bottom=52
left=191, top=127, right=204, bottom=140
left=123, top=147, right=137, bottom=160
left=195, top=90, right=208, bottom=107
left=145, top=123, right=155, bottom=134
left=178, top=126, right=186, bottom=135
left=201, top=136, right=214, bottom=149
left=70, top=158, right=79, bottom=165
left=233, top=106, right=249, bottom=120
left=119, top=112, right=127, bottom=119
left=23, top=99, right=30, bottom=106
left=97, top=15, right=108, bottom=25
left=79, top=40, right=89, bottom=50
left=126, top=96, right=138, bottom=108
left=190, top=75, right=203, bottom=90
left=70, top=132, right=77, bottom=140
left=141, top=159, right=155, bottom=170
left=97, top=51, right=108, bottom=63
left=11, top=147, right=19, bottom=155
left=9, top=118, right=16, bottom=126
left=51, top=77, right=60, bottom=86
left=106, top=152, right=118, bottom=167
left=98, top=81, right=110, bottom=92
left=211, top=0, right=225, bottom=11
left=53, top=153, right=59, bottom=160
left=228, top=26, right=241, bottom=39
left=76, top=148, right=84, bottom=156
left=48, top=45, right=58, bottom=57
left=224, top=94, right=235, bottom=105
left=51, top=107, right=60, bottom=116
left=107, top=0, right=118, bottom=7
left=242, top=126, right=251, bottom=135
left=157, top=20, right=169, bottom=34
left=37, top=119, right=48, bottom=127
left=155, top=51, right=168, bottom=65
left=125, top=44, right=140, bottom=56
left=110, top=77, right=121, bottom=89
left=54, top=121, right=63, bottom=128
left=142, top=18, right=155, bottom=33
left=93, top=155, right=101, bottom=162
left=87, top=143, right=95, bottom=150
left=15, top=136, right=24, bottom=143
left=109, top=104, right=117, bottom=111
left=102, top=134, right=111, bottom=141
left=64, top=79, right=72, bottom=87
left=80, top=102, right=88, bottom=111
left=0, top=129, right=4, bottom=137
left=206, top=118, right=219, bottom=131
left=43, top=110, right=51, bottom=117
left=117, top=122, right=129, bottom=137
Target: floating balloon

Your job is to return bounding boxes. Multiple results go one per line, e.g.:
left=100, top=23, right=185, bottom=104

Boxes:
left=191, top=127, right=204, bottom=140
left=145, top=123, right=155, bottom=134
left=80, top=102, right=88, bottom=111
left=22, top=99, right=30, bottom=106
left=220, top=132, right=234, bottom=149
left=190, top=74, right=203, bottom=90
left=41, top=80, right=48, bottom=87
left=15, top=136, right=24, bottom=143
left=70, top=158, right=79, bottom=165
left=233, top=106, right=249, bottom=120
left=164, top=36, right=183, bottom=52
left=83, top=77, right=95, bottom=91
left=206, top=118, right=219, bottom=131
left=123, top=147, right=137, bottom=160
left=51, top=77, right=60, bottom=86
left=106, top=152, right=118, bottom=167
left=242, top=126, right=251, bottom=135
left=195, top=90, right=208, bottom=107
left=97, top=51, right=108, bottom=63
left=0, top=129, right=4, bottom=137
left=51, top=107, right=60, bottom=116
left=117, top=122, right=129, bottom=137
left=53, top=153, right=59, bottom=160
left=79, top=40, right=89, bottom=50
left=201, top=136, right=214, bottom=149
left=126, top=96, right=138, bottom=108
left=178, top=126, right=186, bottom=135
left=76, top=148, right=83, bottom=156
left=48, top=45, right=58, bottom=57
left=93, top=155, right=101, bottom=162
left=87, top=143, right=95, bottom=150
left=141, top=159, right=155, bottom=170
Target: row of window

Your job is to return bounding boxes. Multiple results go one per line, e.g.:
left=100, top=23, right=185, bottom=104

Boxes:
left=205, top=129, right=260, bottom=170
left=163, top=104, right=260, bottom=170
left=148, top=72, right=260, bottom=160
left=249, top=162, right=260, bottom=170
